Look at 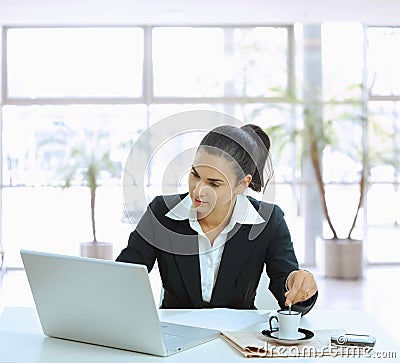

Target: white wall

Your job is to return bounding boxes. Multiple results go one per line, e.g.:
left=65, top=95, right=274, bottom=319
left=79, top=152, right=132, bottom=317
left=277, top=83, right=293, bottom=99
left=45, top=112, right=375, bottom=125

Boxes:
left=0, top=0, right=399, bottom=26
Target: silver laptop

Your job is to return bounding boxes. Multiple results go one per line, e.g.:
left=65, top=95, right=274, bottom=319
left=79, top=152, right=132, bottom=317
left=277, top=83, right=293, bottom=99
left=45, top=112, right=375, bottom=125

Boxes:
left=20, top=250, right=220, bottom=357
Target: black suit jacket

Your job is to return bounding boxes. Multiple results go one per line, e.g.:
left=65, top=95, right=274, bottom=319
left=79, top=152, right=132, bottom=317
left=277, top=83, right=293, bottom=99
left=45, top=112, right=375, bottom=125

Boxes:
left=117, top=193, right=317, bottom=315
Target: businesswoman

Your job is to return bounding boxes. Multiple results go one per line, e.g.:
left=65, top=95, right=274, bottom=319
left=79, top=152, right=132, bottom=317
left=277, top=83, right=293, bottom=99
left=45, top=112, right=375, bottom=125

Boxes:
left=117, top=124, right=318, bottom=315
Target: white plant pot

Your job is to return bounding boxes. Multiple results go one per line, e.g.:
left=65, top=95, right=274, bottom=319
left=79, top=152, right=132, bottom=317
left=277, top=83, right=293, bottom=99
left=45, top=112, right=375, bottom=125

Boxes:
left=316, top=236, right=363, bottom=279
left=80, top=241, right=113, bottom=260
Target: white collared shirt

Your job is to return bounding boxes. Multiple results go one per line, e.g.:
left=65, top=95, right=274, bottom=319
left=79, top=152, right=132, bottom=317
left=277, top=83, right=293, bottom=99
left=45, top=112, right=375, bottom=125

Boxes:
left=166, top=193, right=265, bottom=303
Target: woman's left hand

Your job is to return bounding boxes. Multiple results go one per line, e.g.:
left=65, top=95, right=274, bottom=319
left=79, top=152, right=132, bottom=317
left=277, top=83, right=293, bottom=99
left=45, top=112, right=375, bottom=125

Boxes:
left=284, top=270, right=318, bottom=306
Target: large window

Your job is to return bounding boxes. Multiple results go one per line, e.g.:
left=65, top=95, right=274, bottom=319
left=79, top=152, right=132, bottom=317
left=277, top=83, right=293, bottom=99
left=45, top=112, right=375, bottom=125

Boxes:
left=1, top=24, right=399, bottom=267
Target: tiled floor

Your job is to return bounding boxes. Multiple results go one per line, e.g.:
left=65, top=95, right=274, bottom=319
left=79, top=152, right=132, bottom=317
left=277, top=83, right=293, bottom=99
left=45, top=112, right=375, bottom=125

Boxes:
left=1, top=265, right=399, bottom=344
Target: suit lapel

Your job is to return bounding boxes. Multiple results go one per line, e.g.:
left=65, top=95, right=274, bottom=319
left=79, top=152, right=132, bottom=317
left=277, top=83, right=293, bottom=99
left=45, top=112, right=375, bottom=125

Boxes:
left=210, top=224, right=257, bottom=304
left=167, top=221, right=204, bottom=308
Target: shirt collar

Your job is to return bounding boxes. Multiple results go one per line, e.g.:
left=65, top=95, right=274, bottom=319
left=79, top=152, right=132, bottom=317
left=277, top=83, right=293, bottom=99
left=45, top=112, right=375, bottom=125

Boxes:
left=165, top=193, right=265, bottom=225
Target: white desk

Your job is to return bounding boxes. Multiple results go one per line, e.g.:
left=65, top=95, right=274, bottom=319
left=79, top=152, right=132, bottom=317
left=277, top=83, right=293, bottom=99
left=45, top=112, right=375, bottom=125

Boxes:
left=0, top=307, right=399, bottom=362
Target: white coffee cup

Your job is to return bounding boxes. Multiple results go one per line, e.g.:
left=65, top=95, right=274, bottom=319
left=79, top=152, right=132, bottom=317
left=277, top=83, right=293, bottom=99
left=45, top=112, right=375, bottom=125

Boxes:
left=268, top=309, right=301, bottom=339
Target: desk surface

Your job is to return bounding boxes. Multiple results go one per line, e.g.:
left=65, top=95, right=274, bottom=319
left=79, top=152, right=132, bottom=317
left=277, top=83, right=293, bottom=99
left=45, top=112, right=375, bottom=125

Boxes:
left=1, top=307, right=399, bottom=362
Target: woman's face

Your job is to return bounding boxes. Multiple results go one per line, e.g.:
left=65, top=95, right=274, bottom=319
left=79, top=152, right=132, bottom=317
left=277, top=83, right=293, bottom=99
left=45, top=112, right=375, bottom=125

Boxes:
left=188, top=150, right=247, bottom=218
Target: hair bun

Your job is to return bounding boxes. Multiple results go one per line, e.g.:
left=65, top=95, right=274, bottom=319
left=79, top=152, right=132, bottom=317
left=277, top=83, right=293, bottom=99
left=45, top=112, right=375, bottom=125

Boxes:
left=240, top=124, right=271, bottom=152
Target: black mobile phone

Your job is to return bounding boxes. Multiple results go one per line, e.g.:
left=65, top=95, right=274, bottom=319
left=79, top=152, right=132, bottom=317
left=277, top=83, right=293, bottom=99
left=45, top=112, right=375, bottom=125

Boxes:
left=331, top=333, right=376, bottom=347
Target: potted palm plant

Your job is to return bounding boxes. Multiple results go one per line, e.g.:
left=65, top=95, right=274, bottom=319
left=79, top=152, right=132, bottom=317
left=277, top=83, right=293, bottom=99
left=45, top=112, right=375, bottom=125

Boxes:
left=42, top=121, right=120, bottom=260
left=255, top=87, right=366, bottom=279
left=303, top=99, right=367, bottom=279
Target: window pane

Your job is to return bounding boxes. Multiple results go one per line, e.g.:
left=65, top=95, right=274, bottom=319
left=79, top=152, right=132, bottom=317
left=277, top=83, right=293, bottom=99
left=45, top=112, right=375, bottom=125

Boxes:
left=152, top=27, right=288, bottom=98
left=2, top=105, right=148, bottom=186
left=368, top=101, right=400, bottom=182
left=322, top=104, right=364, bottom=183
left=231, top=27, right=288, bottom=97
left=366, top=101, right=400, bottom=263
left=367, top=27, right=400, bottom=96
left=322, top=23, right=364, bottom=101
left=325, top=184, right=364, bottom=239
left=7, top=28, right=143, bottom=98
left=153, top=27, right=224, bottom=97
left=367, top=185, right=400, bottom=263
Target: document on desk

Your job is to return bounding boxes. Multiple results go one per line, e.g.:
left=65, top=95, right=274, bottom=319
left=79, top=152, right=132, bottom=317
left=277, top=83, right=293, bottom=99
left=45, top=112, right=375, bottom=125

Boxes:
left=221, top=329, right=349, bottom=358
left=161, top=308, right=269, bottom=331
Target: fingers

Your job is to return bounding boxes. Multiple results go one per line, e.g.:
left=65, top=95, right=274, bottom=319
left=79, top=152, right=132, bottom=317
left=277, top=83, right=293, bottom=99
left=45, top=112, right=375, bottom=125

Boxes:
left=285, top=270, right=317, bottom=306
left=285, top=271, right=305, bottom=305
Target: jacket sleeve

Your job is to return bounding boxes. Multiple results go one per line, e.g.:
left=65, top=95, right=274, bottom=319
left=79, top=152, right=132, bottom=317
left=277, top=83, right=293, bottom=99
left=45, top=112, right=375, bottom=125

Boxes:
left=264, top=205, right=317, bottom=316
left=116, top=201, right=158, bottom=272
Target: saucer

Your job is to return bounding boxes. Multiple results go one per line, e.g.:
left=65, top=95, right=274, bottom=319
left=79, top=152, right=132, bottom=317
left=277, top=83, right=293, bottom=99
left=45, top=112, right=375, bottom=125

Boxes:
left=261, top=328, right=314, bottom=344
